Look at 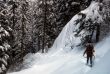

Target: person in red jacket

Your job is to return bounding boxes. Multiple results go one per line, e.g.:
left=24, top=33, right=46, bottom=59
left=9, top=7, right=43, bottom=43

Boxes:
left=83, top=41, right=95, bottom=67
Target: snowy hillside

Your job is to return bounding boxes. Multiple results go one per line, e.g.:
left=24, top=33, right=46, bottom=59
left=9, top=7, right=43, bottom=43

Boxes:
left=8, top=1, right=110, bottom=74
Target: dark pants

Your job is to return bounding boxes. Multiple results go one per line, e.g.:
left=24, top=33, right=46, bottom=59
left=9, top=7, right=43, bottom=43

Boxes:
left=87, top=56, right=92, bottom=66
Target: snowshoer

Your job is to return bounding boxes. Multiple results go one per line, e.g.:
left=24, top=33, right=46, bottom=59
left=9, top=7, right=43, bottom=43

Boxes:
left=83, top=41, right=95, bottom=67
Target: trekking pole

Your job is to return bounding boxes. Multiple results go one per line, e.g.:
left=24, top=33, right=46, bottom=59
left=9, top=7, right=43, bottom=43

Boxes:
left=93, top=54, right=95, bottom=61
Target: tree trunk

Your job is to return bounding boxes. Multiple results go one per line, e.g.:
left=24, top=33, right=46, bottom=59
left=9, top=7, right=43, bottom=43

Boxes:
left=96, top=24, right=100, bottom=42
left=38, top=35, right=40, bottom=52
left=21, top=2, right=26, bottom=59
left=12, top=3, right=16, bottom=29
left=42, top=0, right=47, bottom=53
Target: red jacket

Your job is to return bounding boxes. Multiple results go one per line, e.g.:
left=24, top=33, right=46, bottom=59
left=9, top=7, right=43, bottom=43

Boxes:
left=83, top=44, right=95, bottom=57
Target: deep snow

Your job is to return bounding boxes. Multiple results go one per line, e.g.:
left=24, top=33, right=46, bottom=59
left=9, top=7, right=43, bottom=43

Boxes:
left=8, top=36, right=110, bottom=74
left=8, top=1, right=110, bottom=74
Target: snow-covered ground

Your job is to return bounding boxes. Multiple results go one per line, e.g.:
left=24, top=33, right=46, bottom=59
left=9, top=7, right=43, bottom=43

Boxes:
left=8, top=1, right=110, bottom=74
left=8, top=36, right=110, bottom=74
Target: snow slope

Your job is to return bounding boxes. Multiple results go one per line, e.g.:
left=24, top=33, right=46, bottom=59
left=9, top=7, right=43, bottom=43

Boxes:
left=51, top=1, right=103, bottom=52
left=8, top=36, right=110, bottom=74
left=87, top=37, right=110, bottom=74
left=8, top=1, right=110, bottom=74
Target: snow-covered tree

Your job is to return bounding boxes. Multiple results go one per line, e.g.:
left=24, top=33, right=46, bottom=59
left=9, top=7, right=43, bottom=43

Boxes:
left=0, top=1, right=14, bottom=73
left=52, top=1, right=106, bottom=50
left=55, top=0, right=93, bottom=34
left=30, top=0, right=57, bottom=52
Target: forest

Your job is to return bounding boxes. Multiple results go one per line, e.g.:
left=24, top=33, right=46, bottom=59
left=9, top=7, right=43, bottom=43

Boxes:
left=0, top=0, right=110, bottom=74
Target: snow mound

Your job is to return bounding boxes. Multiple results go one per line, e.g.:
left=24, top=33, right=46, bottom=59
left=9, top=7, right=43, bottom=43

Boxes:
left=51, top=1, right=103, bottom=51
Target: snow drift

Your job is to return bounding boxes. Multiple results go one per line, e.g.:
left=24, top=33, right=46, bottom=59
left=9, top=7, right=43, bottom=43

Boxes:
left=8, top=1, right=110, bottom=74
left=51, top=1, right=103, bottom=51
